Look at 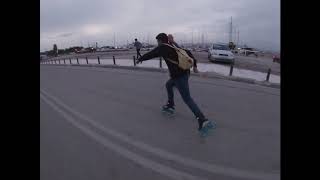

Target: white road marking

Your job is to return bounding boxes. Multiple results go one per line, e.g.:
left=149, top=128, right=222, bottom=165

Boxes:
left=41, top=89, right=280, bottom=180
left=41, top=93, right=207, bottom=180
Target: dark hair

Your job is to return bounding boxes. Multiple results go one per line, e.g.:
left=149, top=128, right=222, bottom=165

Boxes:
left=135, top=38, right=137, bottom=41
left=156, top=33, right=168, bottom=43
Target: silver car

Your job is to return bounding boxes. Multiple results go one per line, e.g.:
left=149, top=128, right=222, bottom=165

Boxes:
left=208, top=43, right=235, bottom=64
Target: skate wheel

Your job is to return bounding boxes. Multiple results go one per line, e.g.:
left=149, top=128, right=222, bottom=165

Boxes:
left=199, top=128, right=209, bottom=137
left=205, top=121, right=216, bottom=129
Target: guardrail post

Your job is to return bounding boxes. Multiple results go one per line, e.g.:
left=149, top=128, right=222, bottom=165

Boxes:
left=160, top=57, right=162, bottom=68
left=64, top=59, right=66, bottom=64
left=59, top=60, right=61, bottom=64
left=86, top=57, right=88, bottom=64
left=54, top=60, right=56, bottom=64
left=69, top=58, right=72, bottom=64
left=113, top=56, right=116, bottom=65
left=98, top=56, right=100, bottom=64
left=229, top=64, right=234, bottom=76
left=133, top=56, right=136, bottom=66
left=77, top=58, right=79, bottom=64
left=266, top=68, right=271, bottom=82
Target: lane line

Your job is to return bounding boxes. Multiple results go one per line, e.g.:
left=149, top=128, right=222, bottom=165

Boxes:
left=41, top=89, right=280, bottom=180
left=40, top=93, right=207, bottom=180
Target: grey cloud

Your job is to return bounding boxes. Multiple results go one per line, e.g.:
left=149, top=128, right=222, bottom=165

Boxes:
left=58, top=32, right=73, bottom=37
left=40, top=0, right=280, bottom=52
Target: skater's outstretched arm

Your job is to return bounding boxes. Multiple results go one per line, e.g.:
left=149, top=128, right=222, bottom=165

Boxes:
left=136, top=46, right=161, bottom=63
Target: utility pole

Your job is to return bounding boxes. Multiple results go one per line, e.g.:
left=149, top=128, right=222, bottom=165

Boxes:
left=233, top=26, right=236, bottom=43
left=229, top=16, right=233, bottom=43
left=113, top=33, right=116, bottom=48
left=237, top=30, right=240, bottom=47
left=191, top=29, right=194, bottom=47
left=201, top=33, right=204, bottom=47
left=198, top=31, right=201, bottom=46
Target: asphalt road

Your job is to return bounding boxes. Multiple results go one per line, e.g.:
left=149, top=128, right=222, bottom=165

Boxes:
left=40, top=65, right=280, bottom=180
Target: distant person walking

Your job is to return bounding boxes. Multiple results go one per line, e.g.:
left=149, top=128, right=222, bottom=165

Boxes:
left=134, top=38, right=142, bottom=58
left=136, top=33, right=215, bottom=137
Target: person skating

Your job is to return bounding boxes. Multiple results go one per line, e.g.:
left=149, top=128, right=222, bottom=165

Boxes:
left=136, top=33, right=215, bottom=136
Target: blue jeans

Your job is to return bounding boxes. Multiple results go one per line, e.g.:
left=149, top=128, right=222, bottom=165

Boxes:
left=166, top=74, right=205, bottom=119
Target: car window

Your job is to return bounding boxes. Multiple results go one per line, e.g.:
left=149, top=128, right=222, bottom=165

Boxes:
left=212, top=44, right=229, bottom=50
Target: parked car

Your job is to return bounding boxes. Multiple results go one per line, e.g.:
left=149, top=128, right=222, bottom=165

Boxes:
left=239, top=47, right=259, bottom=57
left=208, top=43, right=235, bottom=64
left=273, top=54, right=280, bottom=63
left=76, top=47, right=95, bottom=54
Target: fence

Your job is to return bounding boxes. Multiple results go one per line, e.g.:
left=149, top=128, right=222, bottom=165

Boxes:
left=40, top=56, right=274, bottom=82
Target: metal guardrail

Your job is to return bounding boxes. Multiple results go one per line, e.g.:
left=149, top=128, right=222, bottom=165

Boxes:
left=40, top=56, right=274, bottom=82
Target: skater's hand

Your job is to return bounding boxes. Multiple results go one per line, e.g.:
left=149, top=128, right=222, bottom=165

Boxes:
left=193, top=67, right=199, bottom=73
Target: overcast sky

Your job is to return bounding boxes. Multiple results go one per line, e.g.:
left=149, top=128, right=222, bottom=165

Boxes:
left=40, top=0, right=280, bottom=52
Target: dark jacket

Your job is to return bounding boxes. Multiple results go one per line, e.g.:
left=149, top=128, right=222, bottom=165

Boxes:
left=138, top=44, right=189, bottom=78
left=134, top=41, right=142, bottom=49
left=170, top=41, right=180, bottom=48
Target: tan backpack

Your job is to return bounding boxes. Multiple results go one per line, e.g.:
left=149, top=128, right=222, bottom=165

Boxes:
left=162, top=43, right=194, bottom=70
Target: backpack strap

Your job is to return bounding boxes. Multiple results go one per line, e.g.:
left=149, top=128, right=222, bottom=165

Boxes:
left=161, top=43, right=179, bottom=65
left=162, top=43, right=177, bottom=49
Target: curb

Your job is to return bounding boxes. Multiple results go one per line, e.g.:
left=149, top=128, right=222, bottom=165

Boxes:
left=42, top=64, right=280, bottom=89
